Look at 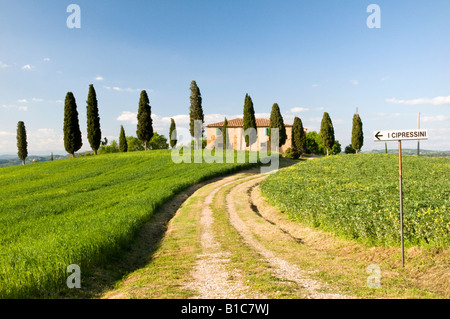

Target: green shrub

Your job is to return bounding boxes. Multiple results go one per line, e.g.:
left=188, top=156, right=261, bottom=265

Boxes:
left=285, top=148, right=300, bottom=159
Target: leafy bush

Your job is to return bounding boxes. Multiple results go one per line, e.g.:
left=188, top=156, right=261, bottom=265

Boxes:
left=345, top=144, right=356, bottom=154
left=285, top=148, right=301, bottom=159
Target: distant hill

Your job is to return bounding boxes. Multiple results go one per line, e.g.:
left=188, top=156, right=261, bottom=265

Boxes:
left=363, top=149, right=450, bottom=157
left=0, top=154, right=68, bottom=168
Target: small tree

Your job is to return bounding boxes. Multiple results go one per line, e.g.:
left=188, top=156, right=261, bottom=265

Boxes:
left=345, top=144, right=356, bottom=154
left=222, top=117, right=228, bottom=150
left=86, top=84, right=101, bottom=155
left=169, top=118, right=177, bottom=149
left=126, top=136, right=145, bottom=152
left=119, top=125, right=128, bottom=152
left=189, top=80, right=204, bottom=146
left=320, top=112, right=335, bottom=156
left=243, top=94, right=257, bottom=148
left=292, top=117, right=306, bottom=156
left=269, top=103, right=287, bottom=147
left=136, top=90, right=153, bottom=150
left=149, top=132, right=169, bottom=150
left=331, top=140, right=341, bottom=155
left=98, top=140, right=119, bottom=154
left=64, top=92, right=83, bottom=157
left=351, top=112, right=363, bottom=154
left=16, top=121, right=28, bottom=165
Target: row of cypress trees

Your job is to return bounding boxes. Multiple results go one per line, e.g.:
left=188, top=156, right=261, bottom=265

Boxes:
left=63, top=86, right=156, bottom=157
left=16, top=80, right=363, bottom=163
left=239, top=94, right=364, bottom=157
left=63, top=85, right=101, bottom=157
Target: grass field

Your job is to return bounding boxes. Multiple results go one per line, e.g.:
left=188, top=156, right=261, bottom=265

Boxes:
left=260, top=154, right=450, bottom=247
left=0, top=150, right=257, bottom=298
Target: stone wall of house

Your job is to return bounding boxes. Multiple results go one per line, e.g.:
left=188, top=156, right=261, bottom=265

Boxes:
left=206, top=126, right=293, bottom=154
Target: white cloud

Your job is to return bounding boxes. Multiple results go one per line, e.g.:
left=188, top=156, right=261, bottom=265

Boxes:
left=104, top=86, right=141, bottom=93
left=28, top=128, right=64, bottom=152
left=32, top=98, right=44, bottom=102
left=43, top=58, right=51, bottom=62
left=1, top=104, right=27, bottom=111
left=17, top=99, right=28, bottom=103
left=117, top=111, right=138, bottom=124
left=386, top=95, right=450, bottom=106
left=350, top=80, right=359, bottom=86
left=422, top=115, right=449, bottom=122
left=311, top=84, right=320, bottom=88
left=22, top=64, right=33, bottom=70
left=95, top=76, right=104, bottom=81
left=0, top=131, right=14, bottom=137
left=290, top=107, right=310, bottom=113
left=255, top=113, right=271, bottom=118
left=0, top=61, right=8, bottom=68
left=168, top=114, right=190, bottom=125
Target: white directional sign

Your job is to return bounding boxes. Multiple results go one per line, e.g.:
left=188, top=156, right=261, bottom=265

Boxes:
left=374, top=129, right=428, bottom=142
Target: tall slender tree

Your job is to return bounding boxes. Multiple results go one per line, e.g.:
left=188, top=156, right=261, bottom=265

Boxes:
left=16, top=121, right=28, bottom=165
left=320, top=112, right=335, bottom=156
left=64, top=92, right=83, bottom=157
left=351, top=112, right=363, bottom=154
left=86, top=84, right=101, bottom=155
left=169, top=118, right=177, bottom=149
left=292, top=116, right=306, bottom=156
left=243, top=94, right=257, bottom=148
left=269, top=103, right=287, bottom=147
left=119, top=125, right=128, bottom=152
left=136, top=90, right=153, bottom=151
left=189, top=80, right=204, bottom=145
left=222, top=117, right=228, bottom=150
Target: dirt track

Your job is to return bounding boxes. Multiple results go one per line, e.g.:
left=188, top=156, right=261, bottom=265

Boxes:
left=103, top=166, right=354, bottom=299
left=181, top=171, right=352, bottom=299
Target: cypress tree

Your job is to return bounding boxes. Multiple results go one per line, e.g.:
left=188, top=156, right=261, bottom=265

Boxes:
left=136, top=90, right=153, bottom=151
left=119, top=125, right=128, bottom=152
left=86, top=84, right=101, bottom=155
left=189, top=80, right=204, bottom=145
left=64, top=92, right=83, bottom=157
left=222, top=117, right=228, bottom=150
left=319, top=112, right=335, bottom=156
left=16, top=121, right=28, bottom=165
left=169, top=118, right=177, bottom=149
left=269, top=103, right=287, bottom=147
left=351, top=112, right=363, bottom=154
left=292, top=116, right=306, bottom=156
left=243, top=94, right=257, bottom=148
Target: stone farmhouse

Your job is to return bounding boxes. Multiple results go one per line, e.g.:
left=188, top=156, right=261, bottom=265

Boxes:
left=206, top=118, right=304, bottom=154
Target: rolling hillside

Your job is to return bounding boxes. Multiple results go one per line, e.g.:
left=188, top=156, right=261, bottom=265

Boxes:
left=0, top=150, right=257, bottom=298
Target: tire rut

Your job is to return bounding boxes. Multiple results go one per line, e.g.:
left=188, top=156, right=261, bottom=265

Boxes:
left=226, top=174, right=354, bottom=299
left=185, top=174, right=259, bottom=299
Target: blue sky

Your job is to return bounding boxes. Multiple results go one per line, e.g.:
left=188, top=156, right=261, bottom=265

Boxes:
left=1, top=0, right=449, bottom=155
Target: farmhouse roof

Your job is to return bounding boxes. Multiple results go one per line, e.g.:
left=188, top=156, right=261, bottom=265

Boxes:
left=206, top=118, right=293, bottom=128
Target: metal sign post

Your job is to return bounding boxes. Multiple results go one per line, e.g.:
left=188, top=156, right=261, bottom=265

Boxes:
left=398, top=140, right=404, bottom=268
left=374, top=129, right=428, bottom=267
